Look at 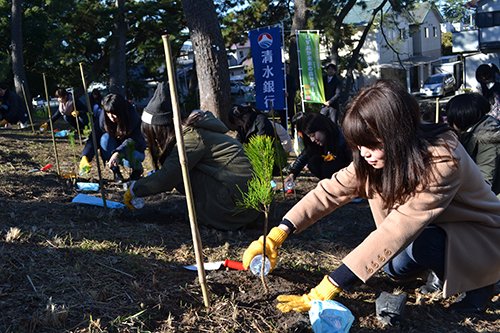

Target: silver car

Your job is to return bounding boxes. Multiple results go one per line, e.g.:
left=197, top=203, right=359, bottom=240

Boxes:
left=420, top=73, right=456, bottom=97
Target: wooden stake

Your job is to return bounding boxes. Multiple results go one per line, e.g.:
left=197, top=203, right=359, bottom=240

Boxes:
left=162, top=34, right=210, bottom=308
left=79, top=63, right=107, bottom=209
left=20, top=82, right=35, bottom=133
left=42, top=73, right=61, bottom=175
left=435, top=97, right=440, bottom=124
left=68, top=87, right=83, bottom=146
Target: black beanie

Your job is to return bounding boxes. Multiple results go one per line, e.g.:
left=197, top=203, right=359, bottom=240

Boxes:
left=141, top=82, right=173, bottom=125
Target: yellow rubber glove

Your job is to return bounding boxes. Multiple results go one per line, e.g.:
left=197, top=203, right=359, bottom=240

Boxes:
left=123, top=182, right=137, bottom=210
left=79, top=156, right=91, bottom=175
left=71, top=110, right=79, bottom=117
left=276, top=275, right=342, bottom=313
left=242, top=227, right=288, bottom=271
left=39, top=122, right=49, bottom=132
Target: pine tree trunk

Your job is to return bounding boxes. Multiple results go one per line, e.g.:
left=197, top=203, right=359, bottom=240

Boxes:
left=288, top=0, right=308, bottom=90
left=109, top=0, right=127, bottom=96
left=11, top=0, right=31, bottom=111
left=181, top=0, right=231, bottom=124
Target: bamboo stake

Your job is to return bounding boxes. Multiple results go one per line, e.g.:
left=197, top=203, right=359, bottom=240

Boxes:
left=42, top=73, right=61, bottom=175
left=20, top=82, right=35, bottom=133
left=162, top=34, right=210, bottom=308
left=79, top=63, right=107, bottom=209
left=68, top=87, right=83, bottom=146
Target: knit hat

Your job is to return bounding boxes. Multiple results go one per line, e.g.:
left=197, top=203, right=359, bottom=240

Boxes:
left=141, top=82, right=172, bottom=125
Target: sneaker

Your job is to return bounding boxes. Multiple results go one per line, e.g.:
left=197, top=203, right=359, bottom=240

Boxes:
left=111, top=167, right=124, bottom=184
left=448, top=284, right=494, bottom=314
left=418, top=271, right=443, bottom=294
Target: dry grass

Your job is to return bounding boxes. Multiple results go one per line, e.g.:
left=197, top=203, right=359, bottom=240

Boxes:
left=0, top=127, right=498, bottom=332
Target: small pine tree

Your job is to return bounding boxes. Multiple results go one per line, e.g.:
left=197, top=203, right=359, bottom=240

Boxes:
left=238, top=135, right=275, bottom=291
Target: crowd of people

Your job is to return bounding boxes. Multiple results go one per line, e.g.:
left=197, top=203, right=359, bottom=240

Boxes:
left=1, top=61, right=499, bottom=318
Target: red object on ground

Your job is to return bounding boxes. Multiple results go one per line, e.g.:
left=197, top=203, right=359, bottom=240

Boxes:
left=40, top=163, right=53, bottom=171
left=224, top=259, right=245, bottom=271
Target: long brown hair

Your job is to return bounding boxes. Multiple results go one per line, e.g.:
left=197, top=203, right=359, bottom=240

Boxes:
left=141, top=110, right=204, bottom=169
left=102, top=93, right=133, bottom=139
left=342, top=79, right=451, bottom=209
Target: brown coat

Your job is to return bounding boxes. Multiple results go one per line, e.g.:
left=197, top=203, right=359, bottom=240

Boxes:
left=284, top=133, right=500, bottom=297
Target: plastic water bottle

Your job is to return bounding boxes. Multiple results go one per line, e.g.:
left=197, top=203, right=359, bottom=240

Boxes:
left=249, top=254, right=271, bottom=276
left=285, top=180, right=295, bottom=194
left=131, top=197, right=145, bottom=209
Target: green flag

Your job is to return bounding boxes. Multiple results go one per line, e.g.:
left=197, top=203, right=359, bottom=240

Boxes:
left=297, top=31, right=325, bottom=104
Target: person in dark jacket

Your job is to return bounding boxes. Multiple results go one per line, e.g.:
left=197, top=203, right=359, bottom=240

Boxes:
left=446, top=93, right=500, bottom=195
left=285, top=112, right=351, bottom=185
left=0, top=82, right=27, bottom=128
left=228, top=104, right=288, bottom=174
left=123, top=82, right=260, bottom=230
left=475, top=63, right=500, bottom=121
left=40, top=88, right=88, bottom=132
left=80, top=93, right=146, bottom=182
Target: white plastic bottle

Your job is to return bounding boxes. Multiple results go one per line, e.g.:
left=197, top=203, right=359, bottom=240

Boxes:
left=285, top=180, right=296, bottom=193
left=131, top=197, right=145, bottom=209
left=249, top=254, right=271, bottom=276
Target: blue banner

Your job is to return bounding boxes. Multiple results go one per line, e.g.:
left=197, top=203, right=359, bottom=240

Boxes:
left=249, top=25, right=285, bottom=111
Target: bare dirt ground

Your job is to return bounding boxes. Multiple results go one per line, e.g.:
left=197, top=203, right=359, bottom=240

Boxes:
left=0, top=125, right=498, bottom=333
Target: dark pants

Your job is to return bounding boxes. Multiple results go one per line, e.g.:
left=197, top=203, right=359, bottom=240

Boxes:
left=384, top=224, right=494, bottom=308
left=100, top=133, right=144, bottom=171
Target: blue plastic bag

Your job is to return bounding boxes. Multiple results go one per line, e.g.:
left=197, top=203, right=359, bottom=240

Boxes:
left=76, top=182, right=99, bottom=192
left=309, top=300, right=354, bottom=333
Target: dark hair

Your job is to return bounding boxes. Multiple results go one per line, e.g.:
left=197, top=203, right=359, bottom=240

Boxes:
left=342, top=79, right=452, bottom=209
left=54, top=88, right=69, bottom=99
left=0, top=82, right=9, bottom=90
left=475, top=63, right=499, bottom=83
left=326, top=63, right=337, bottom=71
left=293, top=111, right=342, bottom=155
left=228, top=104, right=259, bottom=132
left=446, top=93, right=491, bottom=131
left=102, top=93, right=133, bottom=139
left=141, top=110, right=202, bottom=169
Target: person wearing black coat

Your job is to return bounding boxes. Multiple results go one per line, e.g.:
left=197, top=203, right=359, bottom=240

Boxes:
left=285, top=112, right=351, bottom=184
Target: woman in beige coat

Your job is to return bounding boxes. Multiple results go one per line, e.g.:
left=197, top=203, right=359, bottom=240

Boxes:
left=242, top=80, right=500, bottom=314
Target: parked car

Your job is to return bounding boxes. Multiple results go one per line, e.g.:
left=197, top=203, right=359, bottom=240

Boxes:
left=420, top=73, right=456, bottom=98
left=230, top=81, right=247, bottom=95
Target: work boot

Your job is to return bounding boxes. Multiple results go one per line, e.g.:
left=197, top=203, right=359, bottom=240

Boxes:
left=111, top=166, right=124, bottom=184
left=129, top=168, right=143, bottom=181
left=418, top=271, right=443, bottom=294
left=448, top=284, right=495, bottom=314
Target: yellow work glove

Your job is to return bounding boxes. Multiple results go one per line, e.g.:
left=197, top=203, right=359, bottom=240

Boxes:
left=123, top=182, right=138, bottom=210
left=276, top=275, right=342, bottom=313
left=79, top=156, right=91, bottom=175
left=39, top=122, right=48, bottom=132
left=71, top=110, right=79, bottom=117
left=242, top=227, right=288, bottom=272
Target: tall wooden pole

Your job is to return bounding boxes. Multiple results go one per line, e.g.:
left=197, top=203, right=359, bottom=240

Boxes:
left=162, top=34, right=210, bottom=308
left=42, top=73, right=61, bottom=175
left=79, top=63, right=107, bottom=209
left=20, top=82, right=34, bottom=133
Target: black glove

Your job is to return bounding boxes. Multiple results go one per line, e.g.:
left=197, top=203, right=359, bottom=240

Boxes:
left=375, top=291, right=407, bottom=326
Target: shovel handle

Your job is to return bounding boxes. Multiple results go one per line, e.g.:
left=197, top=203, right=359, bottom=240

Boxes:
left=224, top=259, right=245, bottom=271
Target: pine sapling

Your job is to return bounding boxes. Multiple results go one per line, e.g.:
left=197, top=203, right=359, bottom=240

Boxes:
left=238, top=135, right=275, bottom=291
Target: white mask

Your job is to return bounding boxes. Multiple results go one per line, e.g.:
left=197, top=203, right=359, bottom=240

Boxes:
left=487, top=82, right=495, bottom=89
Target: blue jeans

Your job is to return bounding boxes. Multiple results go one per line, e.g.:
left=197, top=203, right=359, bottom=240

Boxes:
left=100, top=133, right=144, bottom=170
left=383, top=225, right=446, bottom=280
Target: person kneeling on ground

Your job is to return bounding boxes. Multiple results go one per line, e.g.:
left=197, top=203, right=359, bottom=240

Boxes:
left=123, top=82, right=261, bottom=231
left=284, top=111, right=351, bottom=185
left=242, top=79, right=500, bottom=314
left=0, top=82, right=28, bottom=128
left=82, top=93, right=145, bottom=182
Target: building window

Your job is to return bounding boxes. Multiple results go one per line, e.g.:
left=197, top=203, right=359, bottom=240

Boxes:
left=433, top=27, right=437, bottom=37
left=424, top=27, right=429, bottom=38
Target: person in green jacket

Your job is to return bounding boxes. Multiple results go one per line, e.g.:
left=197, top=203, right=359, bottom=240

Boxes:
left=446, top=93, right=500, bottom=195
left=123, top=82, right=261, bottom=230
